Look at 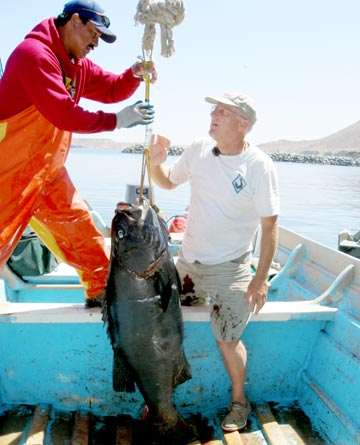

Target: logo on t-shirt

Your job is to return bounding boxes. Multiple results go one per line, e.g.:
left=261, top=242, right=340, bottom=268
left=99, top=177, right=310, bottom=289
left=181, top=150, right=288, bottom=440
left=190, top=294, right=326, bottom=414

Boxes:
left=232, top=174, right=247, bottom=193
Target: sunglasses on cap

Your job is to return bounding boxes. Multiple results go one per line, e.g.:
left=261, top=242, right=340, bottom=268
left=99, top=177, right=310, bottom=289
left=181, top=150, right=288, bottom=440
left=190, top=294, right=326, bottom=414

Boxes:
left=76, top=8, right=110, bottom=28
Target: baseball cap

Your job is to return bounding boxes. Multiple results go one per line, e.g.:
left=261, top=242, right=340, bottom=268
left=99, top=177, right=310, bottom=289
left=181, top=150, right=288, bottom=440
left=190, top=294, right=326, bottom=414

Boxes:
left=63, top=0, right=116, bottom=43
left=205, top=93, right=257, bottom=125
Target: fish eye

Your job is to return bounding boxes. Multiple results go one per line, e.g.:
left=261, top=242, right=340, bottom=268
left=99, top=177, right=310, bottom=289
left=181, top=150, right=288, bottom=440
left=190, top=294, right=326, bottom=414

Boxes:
left=117, top=229, right=126, bottom=239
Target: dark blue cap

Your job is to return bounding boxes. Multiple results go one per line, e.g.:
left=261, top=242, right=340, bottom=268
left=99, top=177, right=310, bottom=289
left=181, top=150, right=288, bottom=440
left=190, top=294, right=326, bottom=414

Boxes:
left=63, top=0, right=116, bottom=43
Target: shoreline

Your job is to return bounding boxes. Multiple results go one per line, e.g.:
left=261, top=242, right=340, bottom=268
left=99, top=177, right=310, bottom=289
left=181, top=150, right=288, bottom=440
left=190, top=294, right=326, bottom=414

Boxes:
left=120, top=145, right=360, bottom=167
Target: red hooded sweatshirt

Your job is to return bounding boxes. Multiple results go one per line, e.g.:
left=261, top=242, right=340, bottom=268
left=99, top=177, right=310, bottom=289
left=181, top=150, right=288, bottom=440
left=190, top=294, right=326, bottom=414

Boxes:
left=0, top=18, right=140, bottom=133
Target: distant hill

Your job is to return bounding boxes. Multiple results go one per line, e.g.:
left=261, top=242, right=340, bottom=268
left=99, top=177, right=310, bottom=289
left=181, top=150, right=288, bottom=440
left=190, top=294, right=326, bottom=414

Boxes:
left=258, top=120, right=360, bottom=155
left=72, top=119, right=360, bottom=156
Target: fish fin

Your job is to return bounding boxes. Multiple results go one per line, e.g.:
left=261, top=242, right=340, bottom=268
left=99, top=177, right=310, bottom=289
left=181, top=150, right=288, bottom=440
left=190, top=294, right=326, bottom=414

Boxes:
left=174, top=355, right=192, bottom=386
left=155, top=260, right=181, bottom=312
left=113, top=349, right=136, bottom=393
left=101, top=292, right=108, bottom=324
left=102, top=262, right=115, bottom=325
left=156, top=275, right=172, bottom=312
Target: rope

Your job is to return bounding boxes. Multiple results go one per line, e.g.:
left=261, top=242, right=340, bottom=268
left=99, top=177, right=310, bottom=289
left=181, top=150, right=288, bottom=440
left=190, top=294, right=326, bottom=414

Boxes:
left=138, top=60, right=155, bottom=209
left=135, top=0, right=185, bottom=58
left=135, top=1, right=185, bottom=211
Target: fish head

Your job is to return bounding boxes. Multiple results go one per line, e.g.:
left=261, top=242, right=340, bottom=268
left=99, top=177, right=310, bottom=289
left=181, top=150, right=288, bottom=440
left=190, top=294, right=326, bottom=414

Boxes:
left=111, top=200, right=168, bottom=275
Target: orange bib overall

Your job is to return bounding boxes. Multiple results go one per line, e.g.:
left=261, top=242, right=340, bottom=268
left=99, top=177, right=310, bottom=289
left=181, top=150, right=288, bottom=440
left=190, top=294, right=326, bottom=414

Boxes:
left=0, top=105, right=109, bottom=299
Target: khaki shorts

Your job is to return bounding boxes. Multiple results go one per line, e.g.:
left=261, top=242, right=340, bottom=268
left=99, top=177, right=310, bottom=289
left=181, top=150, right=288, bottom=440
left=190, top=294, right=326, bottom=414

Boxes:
left=176, top=250, right=252, bottom=342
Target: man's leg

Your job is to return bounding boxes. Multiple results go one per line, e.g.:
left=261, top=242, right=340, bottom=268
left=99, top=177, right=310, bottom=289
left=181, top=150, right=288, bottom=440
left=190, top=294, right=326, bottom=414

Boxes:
left=217, top=339, right=248, bottom=405
left=31, top=167, right=109, bottom=304
left=204, top=254, right=252, bottom=432
left=217, top=340, right=247, bottom=404
left=218, top=338, right=251, bottom=432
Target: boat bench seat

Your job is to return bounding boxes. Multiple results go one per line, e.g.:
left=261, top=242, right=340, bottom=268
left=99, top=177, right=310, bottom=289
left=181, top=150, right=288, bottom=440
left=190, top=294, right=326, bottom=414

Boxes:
left=0, top=300, right=337, bottom=324
left=339, top=239, right=360, bottom=250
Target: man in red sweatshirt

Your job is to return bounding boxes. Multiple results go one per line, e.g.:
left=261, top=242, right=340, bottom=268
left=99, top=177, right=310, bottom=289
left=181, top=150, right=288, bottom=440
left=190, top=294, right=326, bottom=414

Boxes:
left=0, top=0, right=156, bottom=306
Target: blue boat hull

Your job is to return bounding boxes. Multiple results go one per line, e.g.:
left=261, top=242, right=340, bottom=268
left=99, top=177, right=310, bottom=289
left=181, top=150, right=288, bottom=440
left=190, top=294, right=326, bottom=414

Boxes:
left=0, top=225, right=359, bottom=444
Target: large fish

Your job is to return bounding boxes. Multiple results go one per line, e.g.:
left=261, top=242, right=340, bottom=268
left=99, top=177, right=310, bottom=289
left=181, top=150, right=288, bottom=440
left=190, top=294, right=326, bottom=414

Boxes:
left=103, top=200, right=194, bottom=443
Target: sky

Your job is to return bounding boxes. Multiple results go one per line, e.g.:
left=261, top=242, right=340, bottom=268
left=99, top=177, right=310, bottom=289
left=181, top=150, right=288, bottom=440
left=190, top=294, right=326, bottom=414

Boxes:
left=1, top=0, right=360, bottom=146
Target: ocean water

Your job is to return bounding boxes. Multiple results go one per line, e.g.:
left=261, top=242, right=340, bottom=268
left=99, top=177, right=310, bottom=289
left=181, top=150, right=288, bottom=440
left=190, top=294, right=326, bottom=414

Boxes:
left=65, top=148, right=360, bottom=249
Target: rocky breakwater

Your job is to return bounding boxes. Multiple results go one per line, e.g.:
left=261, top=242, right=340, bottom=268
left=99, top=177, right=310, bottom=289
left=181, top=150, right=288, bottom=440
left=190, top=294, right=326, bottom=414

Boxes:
left=123, top=145, right=360, bottom=167
left=268, top=152, right=360, bottom=166
left=122, top=144, right=185, bottom=156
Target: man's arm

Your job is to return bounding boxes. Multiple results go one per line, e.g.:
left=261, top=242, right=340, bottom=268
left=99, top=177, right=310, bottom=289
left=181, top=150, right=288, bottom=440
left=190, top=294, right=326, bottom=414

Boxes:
left=255, top=215, right=279, bottom=282
left=245, top=215, right=279, bottom=314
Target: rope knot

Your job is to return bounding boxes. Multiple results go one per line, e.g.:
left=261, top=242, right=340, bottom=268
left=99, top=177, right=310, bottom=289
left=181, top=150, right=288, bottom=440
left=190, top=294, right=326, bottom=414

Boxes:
left=135, top=0, right=185, bottom=58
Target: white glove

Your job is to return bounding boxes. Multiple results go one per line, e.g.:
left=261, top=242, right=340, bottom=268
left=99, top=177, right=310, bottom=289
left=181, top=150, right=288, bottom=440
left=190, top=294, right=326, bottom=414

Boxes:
left=116, top=100, right=155, bottom=129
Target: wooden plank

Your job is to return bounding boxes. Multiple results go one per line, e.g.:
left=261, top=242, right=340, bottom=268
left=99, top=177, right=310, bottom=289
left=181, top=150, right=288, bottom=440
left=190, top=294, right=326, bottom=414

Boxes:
left=238, top=430, right=268, bottom=445
left=25, top=405, right=50, bottom=445
left=270, top=404, right=325, bottom=445
left=255, top=403, right=290, bottom=445
left=0, top=432, right=23, bottom=445
left=227, top=431, right=268, bottom=445
left=71, top=412, right=90, bottom=445
left=278, top=420, right=308, bottom=445
left=224, top=431, right=243, bottom=445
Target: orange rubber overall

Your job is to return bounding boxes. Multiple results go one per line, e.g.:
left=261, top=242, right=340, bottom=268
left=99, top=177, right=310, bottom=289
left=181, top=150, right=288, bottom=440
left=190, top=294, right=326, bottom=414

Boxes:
left=0, top=105, right=109, bottom=299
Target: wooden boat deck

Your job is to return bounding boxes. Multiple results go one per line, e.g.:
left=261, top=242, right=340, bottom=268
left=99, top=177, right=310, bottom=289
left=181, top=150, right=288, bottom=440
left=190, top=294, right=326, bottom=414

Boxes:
left=0, top=402, right=327, bottom=445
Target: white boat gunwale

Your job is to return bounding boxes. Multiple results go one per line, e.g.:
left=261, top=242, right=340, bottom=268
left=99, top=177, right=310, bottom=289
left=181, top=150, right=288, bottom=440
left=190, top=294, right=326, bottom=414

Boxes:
left=0, top=300, right=338, bottom=324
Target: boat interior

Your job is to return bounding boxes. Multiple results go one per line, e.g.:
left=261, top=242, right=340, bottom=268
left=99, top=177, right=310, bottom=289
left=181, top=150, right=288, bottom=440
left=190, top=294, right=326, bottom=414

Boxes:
left=0, top=223, right=359, bottom=444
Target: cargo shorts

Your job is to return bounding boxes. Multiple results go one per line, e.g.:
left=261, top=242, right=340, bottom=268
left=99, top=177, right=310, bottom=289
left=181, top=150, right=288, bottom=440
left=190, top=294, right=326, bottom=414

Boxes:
left=176, top=249, right=252, bottom=342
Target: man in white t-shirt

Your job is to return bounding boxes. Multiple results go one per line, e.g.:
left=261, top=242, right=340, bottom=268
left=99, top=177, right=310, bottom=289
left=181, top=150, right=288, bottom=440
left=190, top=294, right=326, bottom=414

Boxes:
left=149, top=92, right=279, bottom=432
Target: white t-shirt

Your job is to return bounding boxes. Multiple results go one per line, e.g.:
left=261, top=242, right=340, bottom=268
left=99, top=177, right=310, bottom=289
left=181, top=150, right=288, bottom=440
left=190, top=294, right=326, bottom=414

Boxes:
left=169, top=137, right=280, bottom=264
